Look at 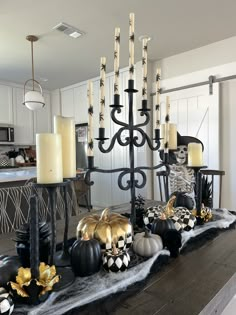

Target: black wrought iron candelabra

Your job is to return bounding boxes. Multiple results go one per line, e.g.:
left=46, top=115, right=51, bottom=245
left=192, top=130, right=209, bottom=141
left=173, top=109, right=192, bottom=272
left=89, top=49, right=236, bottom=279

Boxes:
left=85, top=79, right=169, bottom=226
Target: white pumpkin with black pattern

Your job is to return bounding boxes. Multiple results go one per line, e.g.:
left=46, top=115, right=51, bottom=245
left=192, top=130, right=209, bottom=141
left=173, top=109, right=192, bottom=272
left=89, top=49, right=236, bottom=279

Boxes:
left=102, top=245, right=130, bottom=272
left=104, top=233, right=133, bottom=252
left=170, top=207, right=196, bottom=231
left=143, top=205, right=163, bottom=228
left=0, top=288, right=14, bottom=315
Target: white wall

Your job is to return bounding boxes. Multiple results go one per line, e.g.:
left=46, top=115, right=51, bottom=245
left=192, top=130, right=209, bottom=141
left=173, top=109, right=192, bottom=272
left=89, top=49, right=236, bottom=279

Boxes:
left=221, top=80, right=236, bottom=210
left=153, top=36, right=236, bottom=81
left=152, top=37, right=236, bottom=210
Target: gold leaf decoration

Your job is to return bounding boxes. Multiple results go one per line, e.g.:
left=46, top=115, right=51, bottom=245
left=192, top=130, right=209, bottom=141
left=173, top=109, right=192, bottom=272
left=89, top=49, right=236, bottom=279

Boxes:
left=192, top=206, right=213, bottom=222
left=15, top=267, right=32, bottom=287
left=10, top=262, right=60, bottom=298
left=36, top=263, right=60, bottom=296
left=10, top=281, right=29, bottom=297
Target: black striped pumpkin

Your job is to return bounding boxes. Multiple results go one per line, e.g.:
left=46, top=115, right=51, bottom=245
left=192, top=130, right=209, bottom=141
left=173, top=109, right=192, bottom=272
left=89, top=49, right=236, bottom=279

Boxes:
left=151, top=214, right=176, bottom=237
left=71, top=233, right=102, bottom=277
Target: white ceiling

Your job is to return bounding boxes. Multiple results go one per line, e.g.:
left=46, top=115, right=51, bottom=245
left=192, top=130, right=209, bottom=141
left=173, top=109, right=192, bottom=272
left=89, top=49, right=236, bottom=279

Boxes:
left=1, top=0, right=236, bottom=90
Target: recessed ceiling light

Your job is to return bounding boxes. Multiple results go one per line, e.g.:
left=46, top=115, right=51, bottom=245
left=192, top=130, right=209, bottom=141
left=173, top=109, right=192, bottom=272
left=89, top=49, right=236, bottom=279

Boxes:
left=69, top=31, right=82, bottom=39
left=53, top=22, right=84, bottom=39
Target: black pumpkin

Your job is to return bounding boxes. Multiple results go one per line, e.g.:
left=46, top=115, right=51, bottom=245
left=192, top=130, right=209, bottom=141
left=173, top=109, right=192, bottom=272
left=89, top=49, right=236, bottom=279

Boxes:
left=71, top=233, right=102, bottom=277
left=0, top=255, right=21, bottom=287
left=151, top=214, right=176, bottom=237
left=162, top=230, right=182, bottom=257
left=170, top=192, right=194, bottom=210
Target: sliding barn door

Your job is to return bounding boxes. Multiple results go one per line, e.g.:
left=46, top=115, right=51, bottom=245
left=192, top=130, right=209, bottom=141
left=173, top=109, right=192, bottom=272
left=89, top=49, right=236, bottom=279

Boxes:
left=153, top=83, right=220, bottom=206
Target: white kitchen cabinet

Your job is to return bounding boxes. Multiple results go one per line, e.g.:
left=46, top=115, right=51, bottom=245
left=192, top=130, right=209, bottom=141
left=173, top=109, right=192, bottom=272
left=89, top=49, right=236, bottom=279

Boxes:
left=51, top=89, right=62, bottom=131
left=13, top=88, right=34, bottom=145
left=61, top=88, right=74, bottom=117
left=74, top=85, right=87, bottom=124
left=0, top=84, right=13, bottom=124
left=61, top=85, right=88, bottom=123
left=33, top=93, right=51, bottom=143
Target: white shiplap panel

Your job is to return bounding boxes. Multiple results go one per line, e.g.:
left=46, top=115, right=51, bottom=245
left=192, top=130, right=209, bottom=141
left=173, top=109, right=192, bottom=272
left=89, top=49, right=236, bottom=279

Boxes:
left=153, top=83, right=220, bottom=207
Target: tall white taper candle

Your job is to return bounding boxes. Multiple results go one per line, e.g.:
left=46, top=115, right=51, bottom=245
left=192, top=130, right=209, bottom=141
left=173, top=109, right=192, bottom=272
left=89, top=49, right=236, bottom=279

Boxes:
left=99, top=57, right=106, bottom=128
left=142, top=38, right=148, bottom=100
left=155, top=68, right=161, bottom=129
left=114, top=27, right=120, bottom=95
left=54, top=116, right=76, bottom=178
left=87, top=81, right=94, bottom=157
left=160, top=123, right=177, bottom=150
left=164, top=96, right=170, bottom=154
left=129, top=13, right=135, bottom=80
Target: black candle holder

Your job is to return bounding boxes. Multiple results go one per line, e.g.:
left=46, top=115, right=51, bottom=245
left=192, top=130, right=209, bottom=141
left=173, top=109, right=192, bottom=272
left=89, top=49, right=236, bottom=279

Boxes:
left=188, top=165, right=207, bottom=225
left=85, top=79, right=169, bottom=226
left=33, top=180, right=75, bottom=290
left=54, top=176, right=79, bottom=267
left=33, top=181, right=70, bottom=265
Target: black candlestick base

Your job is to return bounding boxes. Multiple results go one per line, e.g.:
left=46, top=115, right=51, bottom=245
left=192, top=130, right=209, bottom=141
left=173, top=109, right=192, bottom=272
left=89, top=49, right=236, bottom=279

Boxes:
left=54, top=250, right=71, bottom=267
left=187, top=165, right=207, bottom=221
left=110, top=94, right=123, bottom=108
left=153, top=129, right=161, bottom=141
left=138, top=99, right=151, bottom=112
left=54, top=177, right=78, bottom=267
left=95, top=127, right=109, bottom=141
left=124, top=79, right=138, bottom=93
left=33, top=181, right=70, bottom=265
left=87, top=156, right=99, bottom=170
left=53, top=267, right=75, bottom=291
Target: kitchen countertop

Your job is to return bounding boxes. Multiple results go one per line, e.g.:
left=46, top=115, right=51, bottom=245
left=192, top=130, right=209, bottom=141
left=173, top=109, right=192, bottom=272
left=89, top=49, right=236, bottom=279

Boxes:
left=0, top=166, right=36, bottom=182
left=0, top=167, right=86, bottom=183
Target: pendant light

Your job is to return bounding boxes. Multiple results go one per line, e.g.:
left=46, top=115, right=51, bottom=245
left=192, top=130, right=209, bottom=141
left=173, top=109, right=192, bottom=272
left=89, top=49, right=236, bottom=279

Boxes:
left=23, top=35, right=45, bottom=110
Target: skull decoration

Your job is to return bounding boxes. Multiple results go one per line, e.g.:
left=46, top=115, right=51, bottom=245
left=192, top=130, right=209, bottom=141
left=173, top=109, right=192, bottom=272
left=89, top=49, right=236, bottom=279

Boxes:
left=174, top=145, right=188, bottom=165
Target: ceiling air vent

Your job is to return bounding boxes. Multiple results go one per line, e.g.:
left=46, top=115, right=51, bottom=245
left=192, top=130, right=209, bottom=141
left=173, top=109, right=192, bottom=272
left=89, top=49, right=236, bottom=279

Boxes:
left=53, top=22, right=84, bottom=38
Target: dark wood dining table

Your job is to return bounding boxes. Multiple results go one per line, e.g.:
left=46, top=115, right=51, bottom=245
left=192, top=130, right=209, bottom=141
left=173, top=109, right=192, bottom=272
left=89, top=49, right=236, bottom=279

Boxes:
left=1, top=201, right=236, bottom=315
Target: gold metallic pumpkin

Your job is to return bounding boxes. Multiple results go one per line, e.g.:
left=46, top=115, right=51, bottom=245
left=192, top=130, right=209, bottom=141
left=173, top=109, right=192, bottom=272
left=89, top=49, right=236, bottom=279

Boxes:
left=76, top=208, right=133, bottom=249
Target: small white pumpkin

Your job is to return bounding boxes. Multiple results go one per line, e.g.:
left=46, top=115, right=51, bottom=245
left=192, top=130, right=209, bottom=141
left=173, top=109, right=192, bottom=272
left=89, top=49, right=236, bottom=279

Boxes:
left=133, top=229, right=163, bottom=258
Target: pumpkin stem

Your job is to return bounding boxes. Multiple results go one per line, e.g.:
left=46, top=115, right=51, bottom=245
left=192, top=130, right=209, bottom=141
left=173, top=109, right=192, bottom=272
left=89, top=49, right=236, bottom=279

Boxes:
left=82, top=232, right=90, bottom=241
left=144, top=228, right=151, bottom=238
left=100, top=208, right=110, bottom=221
left=112, top=243, right=119, bottom=255
left=160, top=213, right=167, bottom=220
left=164, top=195, right=176, bottom=218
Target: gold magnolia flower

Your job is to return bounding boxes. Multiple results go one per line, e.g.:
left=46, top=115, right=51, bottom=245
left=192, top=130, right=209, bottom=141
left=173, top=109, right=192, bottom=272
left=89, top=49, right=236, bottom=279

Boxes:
left=10, top=263, right=60, bottom=297
left=10, top=266, right=31, bottom=297
left=36, top=263, right=60, bottom=296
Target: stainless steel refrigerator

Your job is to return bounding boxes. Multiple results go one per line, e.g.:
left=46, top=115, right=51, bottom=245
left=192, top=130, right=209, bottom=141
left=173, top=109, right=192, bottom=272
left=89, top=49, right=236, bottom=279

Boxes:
left=75, top=123, right=91, bottom=209
left=75, top=123, right=88, bottom=170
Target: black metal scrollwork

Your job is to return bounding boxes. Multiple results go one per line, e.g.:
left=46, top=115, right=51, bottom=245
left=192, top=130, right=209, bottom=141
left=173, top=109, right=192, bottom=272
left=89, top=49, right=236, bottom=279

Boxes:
left=86, top=79, right=168, bottom=226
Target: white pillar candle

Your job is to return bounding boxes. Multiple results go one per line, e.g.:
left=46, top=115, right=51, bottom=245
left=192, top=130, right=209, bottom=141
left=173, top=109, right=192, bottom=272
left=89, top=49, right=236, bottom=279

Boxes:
left=99, top=57, right=106, bottom=128
left=129, top=13, right=135, bottom=80
left=36, top=133, right=63, bottom=184
left=142, top=38, right=148, bottom=100
left=54, top=116, right=76, bottom=178
left=114, top=27, right=120, bottom=95
left=188, top=143, right=203, bottom=166
left=155, top=68, right=161, bottom=129
left=87, top=81, right=94, bottom=157
left=160, top=123, right=177, bottom=150
left=164, top=96, right=170, bottom=153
